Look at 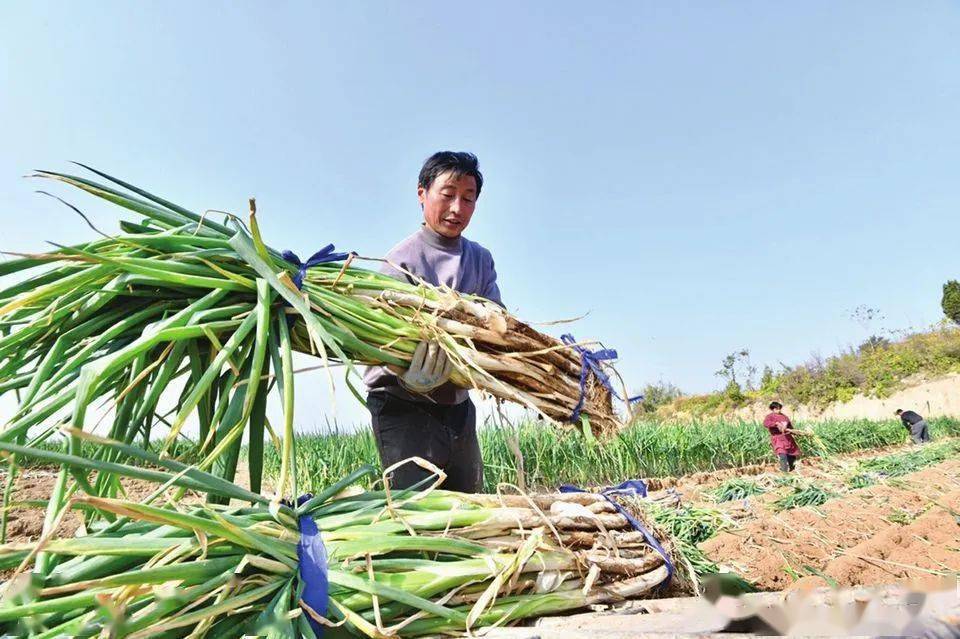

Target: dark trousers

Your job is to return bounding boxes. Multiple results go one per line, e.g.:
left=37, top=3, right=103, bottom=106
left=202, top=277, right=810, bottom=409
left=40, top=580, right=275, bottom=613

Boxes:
left=778, top=454, right=797, bottom=473
left=366, top=392, right=484, bottom=493
left=909, top=420, right=931, bottom=444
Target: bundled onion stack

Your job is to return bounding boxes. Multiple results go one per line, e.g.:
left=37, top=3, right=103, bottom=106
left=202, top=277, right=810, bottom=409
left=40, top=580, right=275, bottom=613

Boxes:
left=0, top=167, right=623, bottom=497
left=0, top=436, right=676, bottom=638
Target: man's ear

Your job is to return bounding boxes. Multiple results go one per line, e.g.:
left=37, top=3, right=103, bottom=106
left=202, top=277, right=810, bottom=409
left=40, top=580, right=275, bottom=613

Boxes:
left=417, top=185, right=427, bottom=207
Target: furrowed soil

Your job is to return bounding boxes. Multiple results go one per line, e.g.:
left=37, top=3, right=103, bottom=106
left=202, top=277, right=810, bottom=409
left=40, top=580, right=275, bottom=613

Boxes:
left=643, top=440, right=926, bottom=495
left=699, top=457, right=960, bottom=590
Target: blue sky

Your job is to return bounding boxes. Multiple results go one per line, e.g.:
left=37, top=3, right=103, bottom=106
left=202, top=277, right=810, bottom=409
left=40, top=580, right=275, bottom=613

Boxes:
left=2, top=2, right=959, bottom=429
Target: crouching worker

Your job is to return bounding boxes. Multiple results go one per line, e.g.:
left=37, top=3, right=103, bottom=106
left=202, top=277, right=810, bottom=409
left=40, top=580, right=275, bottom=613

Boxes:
left=363, top=151, right=502, bottom=494
left=896, top=409, right=931, bottom=444
left=763, top=401, right=801, bottom=472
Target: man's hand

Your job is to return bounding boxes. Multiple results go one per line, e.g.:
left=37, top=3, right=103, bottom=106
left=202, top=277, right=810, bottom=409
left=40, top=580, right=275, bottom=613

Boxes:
left=399, top=340, right=453, bottom=394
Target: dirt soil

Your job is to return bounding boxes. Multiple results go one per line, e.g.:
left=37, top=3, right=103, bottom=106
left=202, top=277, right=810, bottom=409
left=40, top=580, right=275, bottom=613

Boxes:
left=700, top=458, right=960, bottom=590
left=0, top=461, right=253, bottom=546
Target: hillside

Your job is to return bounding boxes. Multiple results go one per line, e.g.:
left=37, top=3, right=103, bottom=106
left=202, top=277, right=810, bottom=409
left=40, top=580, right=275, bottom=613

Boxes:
left=734, top=373, right=960, bottom=422
left=655, top=325, right=960, bottom=421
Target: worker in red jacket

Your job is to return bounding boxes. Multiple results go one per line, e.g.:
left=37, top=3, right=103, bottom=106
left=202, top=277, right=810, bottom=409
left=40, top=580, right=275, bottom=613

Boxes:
left=763, top=401, right=801, bottom=472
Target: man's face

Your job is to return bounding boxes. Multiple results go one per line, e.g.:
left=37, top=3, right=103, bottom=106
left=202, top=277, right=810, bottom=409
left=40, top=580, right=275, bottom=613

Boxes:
left=419, top=171, right=477, bottom=238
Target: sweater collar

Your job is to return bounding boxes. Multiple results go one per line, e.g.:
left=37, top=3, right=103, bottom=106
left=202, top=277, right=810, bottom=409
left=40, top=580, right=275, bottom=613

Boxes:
left=419, top=224, right=463, bottom=251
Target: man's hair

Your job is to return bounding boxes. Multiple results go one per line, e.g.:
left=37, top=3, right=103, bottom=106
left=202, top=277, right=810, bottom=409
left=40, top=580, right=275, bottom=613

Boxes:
left=769, top=401, right=782, bottom=410
left=418, top=151, right=483, bottom=196
left=895, top=409, right=903, bottom=415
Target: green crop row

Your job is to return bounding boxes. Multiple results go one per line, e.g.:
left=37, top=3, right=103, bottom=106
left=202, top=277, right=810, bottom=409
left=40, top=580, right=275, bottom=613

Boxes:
left=263, top=417, right=960, bottom=494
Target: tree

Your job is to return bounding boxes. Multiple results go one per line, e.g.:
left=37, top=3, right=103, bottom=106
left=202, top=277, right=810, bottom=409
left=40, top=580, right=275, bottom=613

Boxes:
left=942, top=280, right=960, bottom=325
left=715, top=349, right=756, bottom=390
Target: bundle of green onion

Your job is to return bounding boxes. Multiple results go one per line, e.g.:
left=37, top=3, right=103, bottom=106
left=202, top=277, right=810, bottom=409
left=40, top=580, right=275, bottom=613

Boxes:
left=708, top=478, right=765, bottom=503
left=771, top=482, right=836, bottom=512
left=0, top=434, right=672, bottom=638
left=0, top=166, right=621, bottom=494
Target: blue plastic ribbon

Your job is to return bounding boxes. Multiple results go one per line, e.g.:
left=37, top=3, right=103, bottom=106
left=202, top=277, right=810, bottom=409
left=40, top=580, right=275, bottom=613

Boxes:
left=282, top=244, right=353, bottom=290
left=296, top=494, right=329, bottom=637
left=561, top=334, right=643, bottom=422
left=559, top=479, right=674, bottom=589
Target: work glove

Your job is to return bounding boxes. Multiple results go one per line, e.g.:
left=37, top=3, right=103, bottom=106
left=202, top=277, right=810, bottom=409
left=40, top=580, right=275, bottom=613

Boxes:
left=399, top=340, right=453, bottom=394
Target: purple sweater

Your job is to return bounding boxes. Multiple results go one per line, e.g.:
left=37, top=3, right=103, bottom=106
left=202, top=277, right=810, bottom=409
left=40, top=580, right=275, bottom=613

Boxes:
left=363, top=225, right=502, bottom=405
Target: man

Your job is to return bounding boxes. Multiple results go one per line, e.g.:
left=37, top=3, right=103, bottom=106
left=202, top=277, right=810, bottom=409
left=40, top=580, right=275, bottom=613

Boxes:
left=763, top=401, right=801, bottom=472
left=363, top=151, right=501, bottom=493
left=896, top=409, right=931, bottom=444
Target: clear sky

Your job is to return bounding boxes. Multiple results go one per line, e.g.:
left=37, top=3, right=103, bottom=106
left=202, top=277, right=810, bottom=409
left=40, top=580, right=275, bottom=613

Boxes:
left=2, top=2, right=959, bottom=430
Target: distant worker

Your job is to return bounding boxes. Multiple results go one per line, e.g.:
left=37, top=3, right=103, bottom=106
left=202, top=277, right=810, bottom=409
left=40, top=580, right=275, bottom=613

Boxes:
left=896, top=409, right=931, bottom=444
left=763, top=401, right=801, bottom=472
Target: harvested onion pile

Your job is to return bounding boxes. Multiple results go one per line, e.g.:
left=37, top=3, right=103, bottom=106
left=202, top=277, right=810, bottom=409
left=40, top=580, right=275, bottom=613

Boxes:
left=0, top=437, right=675, bottom=638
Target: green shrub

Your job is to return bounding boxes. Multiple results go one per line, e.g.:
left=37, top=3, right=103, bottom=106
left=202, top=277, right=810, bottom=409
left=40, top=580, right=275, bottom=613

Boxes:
left=634, top=381, right=684, bottom=414
left=723, top=380, right=746, bottom=403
